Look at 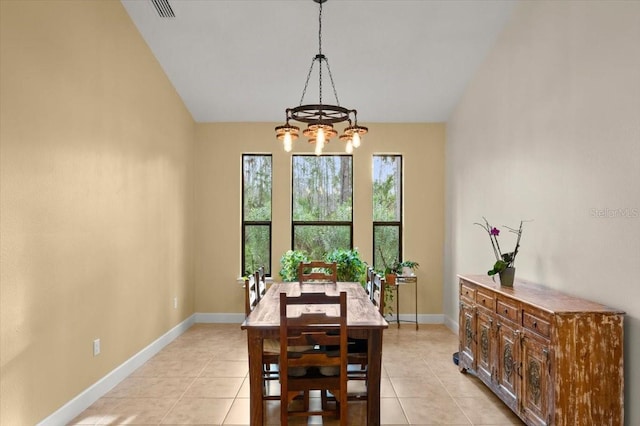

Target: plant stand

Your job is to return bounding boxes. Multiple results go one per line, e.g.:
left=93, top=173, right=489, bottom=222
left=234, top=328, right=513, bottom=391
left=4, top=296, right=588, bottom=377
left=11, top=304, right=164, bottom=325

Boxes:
left=389, top=275, right=418, bottom=330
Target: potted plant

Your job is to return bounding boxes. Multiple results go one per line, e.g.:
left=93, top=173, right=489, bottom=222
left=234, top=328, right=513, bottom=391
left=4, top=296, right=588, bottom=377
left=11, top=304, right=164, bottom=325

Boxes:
left=376, top=248, right=398, bottom=286
left=396, top=260, right=420, bottom=276
left=278, top=250, right=309, bottom=282
left=324, top=248, right=367, bottom=285
left=475, top=217, right=525, bottom=287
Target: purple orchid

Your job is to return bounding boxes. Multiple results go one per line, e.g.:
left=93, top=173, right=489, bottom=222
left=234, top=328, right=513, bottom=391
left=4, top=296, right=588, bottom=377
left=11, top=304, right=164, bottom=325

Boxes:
left=475, top=217, right=525, bottom=276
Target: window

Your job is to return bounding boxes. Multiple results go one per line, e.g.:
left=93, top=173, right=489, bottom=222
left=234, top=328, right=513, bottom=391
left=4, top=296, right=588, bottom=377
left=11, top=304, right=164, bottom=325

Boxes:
left=242, top=154, right=272, bottom=275
left=373, top=155, right=402, bottom=271
left=292, top=155, right=353, bottom=259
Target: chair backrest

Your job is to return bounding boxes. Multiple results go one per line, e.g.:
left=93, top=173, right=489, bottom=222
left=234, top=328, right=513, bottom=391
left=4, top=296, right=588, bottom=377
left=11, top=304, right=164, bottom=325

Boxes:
left=371, top=272, right=385, bottom=316
left=365, top=266, right=375, bottom=296
left=244, top=274, right=259, bottom=317
left=297, top=261, right=338, bottom=283
left=245, top=267, right=268, bottom=317
left=254, top=266, right=267, bottom=301
left=279, top=290, right=348, bottom=425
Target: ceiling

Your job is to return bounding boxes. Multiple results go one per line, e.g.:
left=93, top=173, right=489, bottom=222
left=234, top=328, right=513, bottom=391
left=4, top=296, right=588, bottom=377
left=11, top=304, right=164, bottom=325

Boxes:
left=121, top=0, right=515, bottom=124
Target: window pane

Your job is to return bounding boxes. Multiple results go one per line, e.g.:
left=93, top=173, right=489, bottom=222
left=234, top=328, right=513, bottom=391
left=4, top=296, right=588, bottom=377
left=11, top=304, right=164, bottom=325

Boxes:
left=293, top=156, right=353, bottom=221
left=243, top=155, right=272, bottom=221
left=244, top=224, right=271, bottom=275
left=293, top=225, right=351, bottom=261
left=242, top=154, right=272, bottom=276
left=373, top=155, right=401, bottom=222
left=374, top=225, right=400, bottom=271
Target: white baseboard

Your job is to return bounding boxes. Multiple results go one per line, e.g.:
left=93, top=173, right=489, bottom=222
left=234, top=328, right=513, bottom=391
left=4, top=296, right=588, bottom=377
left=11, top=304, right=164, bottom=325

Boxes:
left=37, top=314, right=195, bottom=426
left=444, top=315, right=459, bottom=334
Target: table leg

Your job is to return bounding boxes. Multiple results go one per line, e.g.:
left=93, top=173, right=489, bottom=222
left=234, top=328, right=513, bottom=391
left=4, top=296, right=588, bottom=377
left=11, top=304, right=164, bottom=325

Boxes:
left=247, top=330, right=264, bottom=426
left=367, top=329, right=383, bottom=426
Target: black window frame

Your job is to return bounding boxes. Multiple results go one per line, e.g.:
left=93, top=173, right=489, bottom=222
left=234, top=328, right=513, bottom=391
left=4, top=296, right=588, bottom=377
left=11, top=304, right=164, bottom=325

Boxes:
left=241, top=154, right=273, bottom=276
left=372, top=155, right=403, bottom=271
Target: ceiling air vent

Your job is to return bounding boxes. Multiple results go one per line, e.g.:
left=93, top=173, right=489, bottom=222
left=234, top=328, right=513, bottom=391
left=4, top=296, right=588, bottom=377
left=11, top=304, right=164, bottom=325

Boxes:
left=151, top=0, right=175, bottom=18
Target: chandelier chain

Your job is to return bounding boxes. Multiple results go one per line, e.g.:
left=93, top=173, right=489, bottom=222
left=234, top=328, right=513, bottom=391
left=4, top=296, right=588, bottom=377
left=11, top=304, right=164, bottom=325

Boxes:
left=325, top=57, right=340, bottom=107
left=299, top=57, right=315, bottom=106
left=296, top=0, right=341, bottom=108
left=318, top=0, right=323, bottom=105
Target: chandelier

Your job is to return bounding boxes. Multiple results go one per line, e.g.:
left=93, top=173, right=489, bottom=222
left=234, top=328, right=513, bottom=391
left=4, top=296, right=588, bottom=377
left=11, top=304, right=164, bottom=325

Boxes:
left=275, top=0, right=368, bottom=155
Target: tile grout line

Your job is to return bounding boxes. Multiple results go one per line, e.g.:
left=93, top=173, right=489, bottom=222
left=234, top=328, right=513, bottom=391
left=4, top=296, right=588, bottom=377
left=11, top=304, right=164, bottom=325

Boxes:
left=157, top=354, right=216, bottom=425
left=427, top=358, right=475, bottom=425
left=384, top=364, right=412, bottom=425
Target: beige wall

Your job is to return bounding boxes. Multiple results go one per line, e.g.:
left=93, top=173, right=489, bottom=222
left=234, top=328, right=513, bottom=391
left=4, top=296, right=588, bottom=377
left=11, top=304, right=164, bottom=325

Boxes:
left=0, top=1, right=195, bottom=424
left=194, top=123, right=445, bottom=316
left=1, top=1, right=446, bottom=423
left=445, top=1, right=640, bottom=423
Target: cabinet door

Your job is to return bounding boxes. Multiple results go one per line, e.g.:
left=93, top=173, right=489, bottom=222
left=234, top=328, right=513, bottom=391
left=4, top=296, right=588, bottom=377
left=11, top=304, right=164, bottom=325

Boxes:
left=495, top=319, right=520, bottom=412
left=521, top=334, right=551, bottom=426
left=459, top=300, right=476, bottom=371
left=476, top=308, right=494, bottom=385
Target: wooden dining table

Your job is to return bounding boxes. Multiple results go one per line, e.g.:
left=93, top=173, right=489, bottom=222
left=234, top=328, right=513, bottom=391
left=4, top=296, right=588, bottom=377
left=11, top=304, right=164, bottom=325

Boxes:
left=241, top=281, right=389, bottom=426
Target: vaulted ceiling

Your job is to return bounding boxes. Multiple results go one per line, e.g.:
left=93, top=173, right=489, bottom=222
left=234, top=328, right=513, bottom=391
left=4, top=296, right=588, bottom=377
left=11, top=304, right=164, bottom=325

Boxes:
left=122, top=0, right=515, bottom=123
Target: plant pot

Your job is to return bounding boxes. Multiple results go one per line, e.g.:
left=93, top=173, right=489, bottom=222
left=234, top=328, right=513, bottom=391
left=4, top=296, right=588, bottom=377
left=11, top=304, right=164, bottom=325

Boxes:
left=385, top=273, right=396, bottom=286
left=401, top=266, right=413, bottom=276
left=499, top=267, right=516, bottom=287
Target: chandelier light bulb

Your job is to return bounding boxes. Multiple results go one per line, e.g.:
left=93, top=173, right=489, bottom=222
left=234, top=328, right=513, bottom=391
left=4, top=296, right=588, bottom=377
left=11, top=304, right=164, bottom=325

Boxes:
left=345, top=139, right=353, bottom=154
left=283, top=132, right=293, bottom=152
left=352, top=131, right=361, bottom=148
left=315, top=139, right=324, bottom=156
left=317, top=127, right=325, bottom=145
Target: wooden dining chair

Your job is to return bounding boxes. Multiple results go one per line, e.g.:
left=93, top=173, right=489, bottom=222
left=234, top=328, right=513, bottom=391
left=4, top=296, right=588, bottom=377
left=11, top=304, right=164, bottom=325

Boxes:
left=244, top=274, right=260, bottom=317
left=371, top=272, right=385, bottom=316
left=255, top=266, right=267, bottom=298
left=244, top=268, right=279, bottom=400
left=365, top=266, right=375, bottom=296
left=279, top=291, right=348, bottom=426
left=298, top=261, right=338, bottom=283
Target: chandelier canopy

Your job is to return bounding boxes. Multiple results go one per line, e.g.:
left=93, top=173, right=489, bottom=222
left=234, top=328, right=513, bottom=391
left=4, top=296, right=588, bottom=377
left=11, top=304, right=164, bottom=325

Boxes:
left=275, top=0, right=368, bottom=155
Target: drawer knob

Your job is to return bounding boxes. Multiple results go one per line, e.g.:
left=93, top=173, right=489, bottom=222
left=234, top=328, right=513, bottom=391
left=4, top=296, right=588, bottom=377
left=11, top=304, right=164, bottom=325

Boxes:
left=533, top=321, right=538, bottom=328
left=504, top=309, right=509, bottom=314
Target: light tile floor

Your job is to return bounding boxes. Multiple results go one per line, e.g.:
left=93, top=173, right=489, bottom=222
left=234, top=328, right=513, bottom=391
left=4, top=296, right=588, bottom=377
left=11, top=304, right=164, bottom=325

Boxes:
left=70, top=323, right=524, bottom=425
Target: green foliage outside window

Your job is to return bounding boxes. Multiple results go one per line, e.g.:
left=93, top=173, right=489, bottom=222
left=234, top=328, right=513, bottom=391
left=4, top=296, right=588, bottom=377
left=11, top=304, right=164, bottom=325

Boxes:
left=293, top=155, right=353, bottom=258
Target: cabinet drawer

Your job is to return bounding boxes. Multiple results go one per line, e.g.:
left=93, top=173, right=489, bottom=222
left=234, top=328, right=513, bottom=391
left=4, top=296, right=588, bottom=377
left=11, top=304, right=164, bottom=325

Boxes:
left=476, top=289, right=495, bottom=310
left=496, top=298, right=519, bottom=322
left=460, top=281, right=476, bottom=302
left=523, top=310, right=551, bottom=338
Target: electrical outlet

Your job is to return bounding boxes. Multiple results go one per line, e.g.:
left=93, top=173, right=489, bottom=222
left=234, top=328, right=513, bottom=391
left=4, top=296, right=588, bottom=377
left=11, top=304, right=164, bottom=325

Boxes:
left=93, top=338, right=101, bottom=356
left=173, top=297, right=178, bottom=309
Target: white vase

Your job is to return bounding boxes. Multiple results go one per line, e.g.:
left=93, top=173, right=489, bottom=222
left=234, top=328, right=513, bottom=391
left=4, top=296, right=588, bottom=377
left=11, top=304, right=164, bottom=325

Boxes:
left=401, top=266, right=413, bottom=276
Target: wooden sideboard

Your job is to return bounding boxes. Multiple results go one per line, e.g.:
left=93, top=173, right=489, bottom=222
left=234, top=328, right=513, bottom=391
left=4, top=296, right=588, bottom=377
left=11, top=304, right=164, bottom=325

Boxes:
left=458, top=274, right=624, bottom=426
